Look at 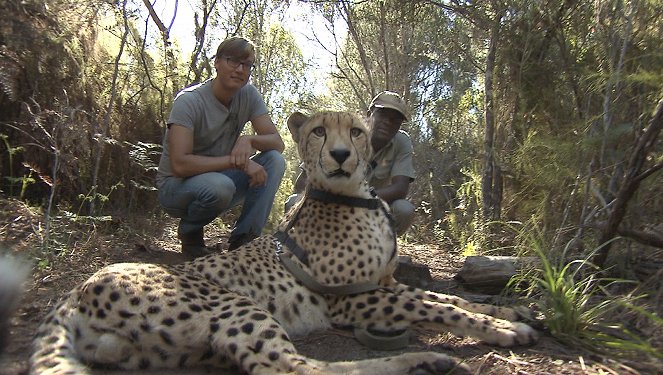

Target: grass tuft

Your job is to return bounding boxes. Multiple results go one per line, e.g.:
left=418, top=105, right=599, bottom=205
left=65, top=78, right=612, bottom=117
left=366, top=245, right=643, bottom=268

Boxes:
left=505, top=222, right=661, bottom=363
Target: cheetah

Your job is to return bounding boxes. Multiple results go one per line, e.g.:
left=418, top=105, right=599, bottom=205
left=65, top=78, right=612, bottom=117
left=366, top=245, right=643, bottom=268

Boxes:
left=30, top=111, right=537, bottom=375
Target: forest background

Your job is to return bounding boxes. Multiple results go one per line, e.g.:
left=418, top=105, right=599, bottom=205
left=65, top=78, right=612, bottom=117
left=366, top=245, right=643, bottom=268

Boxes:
left=1, top=0, right=663, bottom=370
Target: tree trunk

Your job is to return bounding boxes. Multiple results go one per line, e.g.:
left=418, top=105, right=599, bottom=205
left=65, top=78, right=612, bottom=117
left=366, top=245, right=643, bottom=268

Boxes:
left=481, top=12, right=502, bottom=222
left=340, top=1, right=376, bottom=97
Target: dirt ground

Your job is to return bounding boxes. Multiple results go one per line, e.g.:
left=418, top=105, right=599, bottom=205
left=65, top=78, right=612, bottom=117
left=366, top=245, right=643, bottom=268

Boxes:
left=0, top=197, right=659, bottom=375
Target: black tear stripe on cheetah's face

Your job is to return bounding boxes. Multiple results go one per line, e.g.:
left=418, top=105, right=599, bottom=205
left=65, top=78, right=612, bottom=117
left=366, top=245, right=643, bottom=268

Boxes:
left=30, top=111, right=537, bottom=375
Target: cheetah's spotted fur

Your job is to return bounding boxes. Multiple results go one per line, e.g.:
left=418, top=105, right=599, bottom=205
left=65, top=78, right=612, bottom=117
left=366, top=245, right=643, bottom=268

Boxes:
left=30, top=111, right=537, bottom=375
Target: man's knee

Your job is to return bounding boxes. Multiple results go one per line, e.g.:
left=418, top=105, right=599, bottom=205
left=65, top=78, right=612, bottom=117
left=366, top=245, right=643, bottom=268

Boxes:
left=209, top=179, right=236, bottom=209
left=189, top=173, right=236, bottom=212
left=258, top=150, right=286, bottom=179
left=390, top=199, right=415, bottom=235
left=158, top=173, right=235, bottom=219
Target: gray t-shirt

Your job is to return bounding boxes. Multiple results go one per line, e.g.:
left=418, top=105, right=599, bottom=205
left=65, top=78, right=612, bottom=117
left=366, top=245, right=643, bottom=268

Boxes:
left=156, top=79, right=268, bottom=185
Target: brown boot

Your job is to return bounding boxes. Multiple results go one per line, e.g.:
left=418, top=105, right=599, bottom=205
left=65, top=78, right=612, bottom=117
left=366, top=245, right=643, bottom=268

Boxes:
left=178, top=229, right=212, bottom=258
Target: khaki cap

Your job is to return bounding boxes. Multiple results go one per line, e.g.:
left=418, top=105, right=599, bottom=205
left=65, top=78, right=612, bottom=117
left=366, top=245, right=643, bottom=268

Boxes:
left=369, top=91, right=408, bottom=120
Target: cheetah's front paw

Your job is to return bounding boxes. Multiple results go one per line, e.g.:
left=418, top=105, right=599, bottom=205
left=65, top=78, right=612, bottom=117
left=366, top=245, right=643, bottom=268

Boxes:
left=406, top=352, right=470, bottom=375
left=489, top=321, right=538, bottom=347
left=512, top=321, right=538, bottom=345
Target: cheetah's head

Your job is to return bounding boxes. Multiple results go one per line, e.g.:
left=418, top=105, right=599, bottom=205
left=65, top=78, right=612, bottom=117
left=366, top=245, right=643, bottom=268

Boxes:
left=288, top=111, right=372, bottom=195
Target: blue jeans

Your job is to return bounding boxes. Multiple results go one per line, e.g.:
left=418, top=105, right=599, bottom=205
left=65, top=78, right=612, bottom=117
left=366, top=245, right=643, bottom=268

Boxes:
left=158, top=150, right=285, bottom=239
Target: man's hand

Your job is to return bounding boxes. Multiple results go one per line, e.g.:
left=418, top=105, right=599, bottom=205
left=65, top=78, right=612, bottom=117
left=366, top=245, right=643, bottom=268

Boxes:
left=230, top=135, right=255, bottom=169
left=244, top=159, right=267, bottom=187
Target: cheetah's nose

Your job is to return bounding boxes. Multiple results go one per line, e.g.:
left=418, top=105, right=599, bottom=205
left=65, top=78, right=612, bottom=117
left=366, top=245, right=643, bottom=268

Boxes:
left=330, top=148, right=350, bottom=165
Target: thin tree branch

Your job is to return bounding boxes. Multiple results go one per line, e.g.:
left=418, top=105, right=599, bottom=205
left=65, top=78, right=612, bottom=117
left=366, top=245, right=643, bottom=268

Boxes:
left=187, top=0, right=217, bottom=84
left=635, top=159, right=663, bottom=183
left=378, top=1, right=390, bottom=88
left=617, top=226, right=663, bottom=249
left=230, top=0, right=250, bottom=37
left=340, top=0, right=376, bottom=96
left=90, top=0, right=130, bottom=216
left=168, top=0, right=178, bottom=31
left=142, top=0, right=170, bottom=42
left=594, top=98, right=663, bottom=267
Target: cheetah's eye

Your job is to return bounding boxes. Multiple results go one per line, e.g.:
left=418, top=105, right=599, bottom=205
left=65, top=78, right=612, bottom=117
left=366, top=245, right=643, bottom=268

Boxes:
left=350, top=127, right=363, bottom=137
left=312, top=127, right=326, bottom=137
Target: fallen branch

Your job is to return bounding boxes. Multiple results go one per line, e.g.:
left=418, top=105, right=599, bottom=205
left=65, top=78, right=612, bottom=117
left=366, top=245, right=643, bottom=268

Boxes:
left=590, top=221, right=663, bottom=249
left=617, top=227, right=663, bottom=249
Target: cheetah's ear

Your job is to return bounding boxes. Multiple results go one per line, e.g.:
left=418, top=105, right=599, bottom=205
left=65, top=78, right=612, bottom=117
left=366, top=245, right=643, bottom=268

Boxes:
left=287, top=112, right=309, bottom=143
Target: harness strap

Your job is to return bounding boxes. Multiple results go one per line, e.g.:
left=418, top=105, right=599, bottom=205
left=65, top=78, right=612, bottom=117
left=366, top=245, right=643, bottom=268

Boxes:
left=277, top=252, right=381, bottom=296
left=274, top=188, right=410, bottom=350
left=273, top=231, right=309, bottom=266
left=277, top=253, right=411, bottom=350
left=308, top=189, right=382, bottom=209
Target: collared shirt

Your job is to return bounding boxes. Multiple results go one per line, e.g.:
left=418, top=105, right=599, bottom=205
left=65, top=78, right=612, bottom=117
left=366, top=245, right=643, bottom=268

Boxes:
left=368, top=130, right=416, bottom=188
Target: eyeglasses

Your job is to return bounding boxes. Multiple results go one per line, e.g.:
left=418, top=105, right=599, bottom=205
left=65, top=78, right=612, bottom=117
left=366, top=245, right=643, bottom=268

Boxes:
left=222, top=56, right=256, bottom=72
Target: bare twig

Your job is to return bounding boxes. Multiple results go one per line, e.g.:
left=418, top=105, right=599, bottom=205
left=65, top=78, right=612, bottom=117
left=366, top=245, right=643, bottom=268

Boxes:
left=141, top=0, right=170, bottom=41
left=89, top=0, right=129, bottom=216
left=187, top=0, right=218, bottom=84
left=594, top=98, right=663, bottom=266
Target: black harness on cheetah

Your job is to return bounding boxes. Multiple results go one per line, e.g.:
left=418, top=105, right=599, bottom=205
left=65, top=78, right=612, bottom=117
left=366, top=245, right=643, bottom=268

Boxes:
left=273, top=188, right=410, bottom=350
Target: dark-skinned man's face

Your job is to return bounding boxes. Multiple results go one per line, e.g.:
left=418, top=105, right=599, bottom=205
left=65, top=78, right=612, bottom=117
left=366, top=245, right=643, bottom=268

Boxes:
left=369, top=108, right=405, bottom=152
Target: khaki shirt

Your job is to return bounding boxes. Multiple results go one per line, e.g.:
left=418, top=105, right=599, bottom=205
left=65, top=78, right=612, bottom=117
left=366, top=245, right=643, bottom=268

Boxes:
left=368, top=130, right=416, bottom=188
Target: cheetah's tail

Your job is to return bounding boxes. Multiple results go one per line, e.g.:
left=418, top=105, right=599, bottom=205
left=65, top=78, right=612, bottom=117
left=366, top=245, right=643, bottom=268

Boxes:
left=30, top=297, right=91, bottom=375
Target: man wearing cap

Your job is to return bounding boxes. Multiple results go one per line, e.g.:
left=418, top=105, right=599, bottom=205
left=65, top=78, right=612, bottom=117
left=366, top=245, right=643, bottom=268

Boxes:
left=285, top=91, right=416, bottom=235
